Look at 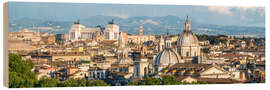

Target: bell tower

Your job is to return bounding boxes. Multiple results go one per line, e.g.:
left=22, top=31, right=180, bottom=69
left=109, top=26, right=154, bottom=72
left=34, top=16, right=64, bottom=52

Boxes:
left=158, top=35, right=165, bottom=52
left=139, top=25, right=143, bottom=36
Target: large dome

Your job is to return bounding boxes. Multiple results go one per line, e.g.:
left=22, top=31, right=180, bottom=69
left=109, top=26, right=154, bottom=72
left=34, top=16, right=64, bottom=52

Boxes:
left=177, top=16, right=201, bottom=60
left=155, top=48, right=183, bottom=66
left=177, top=16, right=199, bottom=47
left=177, top=30, right=199, bottom=47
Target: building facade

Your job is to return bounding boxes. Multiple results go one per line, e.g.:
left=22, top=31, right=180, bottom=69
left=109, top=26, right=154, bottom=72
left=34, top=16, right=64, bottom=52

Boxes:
left=104, top=20, right=119, bottom=40
left=69, top=20, right=101, bottom=41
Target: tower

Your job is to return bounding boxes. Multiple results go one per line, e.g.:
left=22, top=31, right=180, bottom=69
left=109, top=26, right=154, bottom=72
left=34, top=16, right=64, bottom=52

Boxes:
left=141, top=45, right=147, bottom=58
left=139, top=25, right=143, bottom=36
left=137, top=25, right=144, bottom=45
left=118, top=32, right=125, bottom=49
left=117, top=32, right=126, bottom=58
left=116, top=32, right=133, bottom=65
left=249, top=38, right=255, bottom=47
left=165, top=35, right=172, bottom=48
left=134, top=45, right=149, bottom=79
left=158, top=35, right=165, bottom=52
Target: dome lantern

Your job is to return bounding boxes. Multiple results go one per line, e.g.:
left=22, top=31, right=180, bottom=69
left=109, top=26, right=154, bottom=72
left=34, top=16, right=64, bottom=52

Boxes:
left=184, top=16, right=191, bottom=31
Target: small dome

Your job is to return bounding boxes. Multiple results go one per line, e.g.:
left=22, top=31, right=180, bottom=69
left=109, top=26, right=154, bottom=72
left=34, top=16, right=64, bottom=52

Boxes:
left=117, top=58, right=133, bottom=65
left=155, top=48, right=183, bottom=66
left=177, top=30, right=199, bottom=47
left=117, top=48, right=133, bottom=65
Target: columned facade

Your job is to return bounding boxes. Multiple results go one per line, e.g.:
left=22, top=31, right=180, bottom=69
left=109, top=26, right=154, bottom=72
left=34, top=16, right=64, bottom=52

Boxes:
left=104, top=19, right=119, bottom=40
left=88, top=69, right=106, bottom=80
left=69, top=20, right=101, bottom=41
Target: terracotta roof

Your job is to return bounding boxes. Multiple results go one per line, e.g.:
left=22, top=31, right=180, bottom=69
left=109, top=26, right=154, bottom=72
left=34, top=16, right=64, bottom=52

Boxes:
left=88, top=67, right=106, bottom=71
left=176, top=76, right=242, bottom=84
left=8, top=39, right=37, bottom=50
left=100, top=40, right=117, bottom=44
left=196, top=78, right=241, bottom=84
left=170, top=63, right=212, bottom=69
left=198, top=65, right=228, bottom=74
left=176, top=76, right=190, bottom=81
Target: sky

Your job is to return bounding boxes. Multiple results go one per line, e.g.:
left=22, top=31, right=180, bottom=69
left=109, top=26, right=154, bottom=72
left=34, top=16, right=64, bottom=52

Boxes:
left=8, top=2, right=265, bottom=27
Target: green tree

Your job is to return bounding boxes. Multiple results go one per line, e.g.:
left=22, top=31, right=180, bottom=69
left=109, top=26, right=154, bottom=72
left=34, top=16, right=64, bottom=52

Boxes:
left=128, top=81, right=139, bottom=86
left=62, top=79, right=77, bottom=87
left=8, top=53, right=37, bottom=88
left=62, top=79, right=87, bottom=87
left=60, top=79, right=108, bottom=87
left=77, top=79, right=87, bottom=86
left=37, top=77, right=59, bottom=87
left=139, top=77, right=161, bottom=85
left=196, top=34, right=227, bottom=45
left=87, top=80, right=108, bottom=86
left=161, top=75, right=180, bottom=85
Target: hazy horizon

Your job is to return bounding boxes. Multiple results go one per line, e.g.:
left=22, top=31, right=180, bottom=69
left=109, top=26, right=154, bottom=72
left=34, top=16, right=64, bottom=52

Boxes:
left=8, top=2, right=265, bottom=27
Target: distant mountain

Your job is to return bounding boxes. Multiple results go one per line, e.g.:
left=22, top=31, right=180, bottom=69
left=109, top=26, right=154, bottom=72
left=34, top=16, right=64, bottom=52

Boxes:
left=8, top=15, right=265, bottom=37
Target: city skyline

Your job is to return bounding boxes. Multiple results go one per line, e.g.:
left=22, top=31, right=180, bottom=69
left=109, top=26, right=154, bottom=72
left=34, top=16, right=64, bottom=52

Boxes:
left=9, top=2, right=265, bottom=27
left=6, top=2, right=265, bottom=87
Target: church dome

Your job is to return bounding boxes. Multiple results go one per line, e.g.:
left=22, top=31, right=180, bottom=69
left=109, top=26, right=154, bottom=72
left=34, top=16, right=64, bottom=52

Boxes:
left=117, top=58, right=134, bottom=65
left=177, top=16, right=199, bottom=47
left=116, top=47, right=133, bottom=65
left=155, top=48, right=183, bottom=66
left=177, top=30, right=199, bottom=47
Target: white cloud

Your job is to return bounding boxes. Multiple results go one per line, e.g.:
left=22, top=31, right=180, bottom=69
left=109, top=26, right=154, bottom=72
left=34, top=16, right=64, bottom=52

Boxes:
left=237, top=7, right=265, bottom=16
left=140, top=19, right=159, bottom=25
left=207, top=6, right=265, bottom=17
left=207, top=6, right=233, bottom=15
left=236, top=7, right=265, bottom=21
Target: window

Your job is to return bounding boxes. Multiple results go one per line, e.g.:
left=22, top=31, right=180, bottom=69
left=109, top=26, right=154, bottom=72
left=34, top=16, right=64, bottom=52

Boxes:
left=114, top=32, right=118, bottom=40
left=71, top=32, right=75, bottom=39
left=186, top=52, right=189, bottom=56
left=105, top=32, right=109, bottom=39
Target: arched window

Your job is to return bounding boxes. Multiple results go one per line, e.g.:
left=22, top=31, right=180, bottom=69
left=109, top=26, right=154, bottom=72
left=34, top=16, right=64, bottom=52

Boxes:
left=186, top=52, right=189, bottom=56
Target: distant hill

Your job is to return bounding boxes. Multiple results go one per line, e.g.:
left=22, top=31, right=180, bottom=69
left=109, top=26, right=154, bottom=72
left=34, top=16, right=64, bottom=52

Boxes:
left=8, top=15, right=265, bottom=37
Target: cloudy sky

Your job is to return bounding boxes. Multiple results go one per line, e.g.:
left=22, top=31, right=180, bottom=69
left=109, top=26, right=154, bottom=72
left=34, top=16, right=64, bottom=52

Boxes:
left=8, top=2, right=265, bottom=27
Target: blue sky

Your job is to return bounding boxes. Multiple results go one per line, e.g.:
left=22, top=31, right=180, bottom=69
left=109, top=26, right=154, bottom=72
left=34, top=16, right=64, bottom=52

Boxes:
left=8, top=2, right=265, bottom=27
